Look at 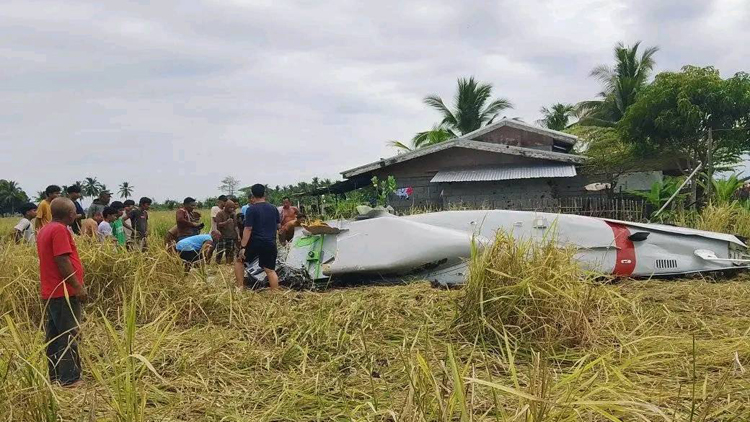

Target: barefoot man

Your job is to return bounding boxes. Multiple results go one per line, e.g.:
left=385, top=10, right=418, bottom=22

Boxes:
left=278, top=197, right=299, bottom=244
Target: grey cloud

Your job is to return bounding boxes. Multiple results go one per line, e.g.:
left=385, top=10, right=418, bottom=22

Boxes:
left=1, top=0, right=748, bottom=201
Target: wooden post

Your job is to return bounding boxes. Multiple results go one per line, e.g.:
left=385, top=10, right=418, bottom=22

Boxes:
left=705, top=128, right=714, bottom=203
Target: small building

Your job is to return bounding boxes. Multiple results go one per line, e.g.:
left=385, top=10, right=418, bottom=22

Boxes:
left=339, top=119, right=598, bottom=210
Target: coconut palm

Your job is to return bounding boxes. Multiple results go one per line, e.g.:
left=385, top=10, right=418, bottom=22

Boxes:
left=83, top=177, right=102, bottom=198
left=578, top=41, right=659, bottom=126
left=424, top=77, right=513, bottom=136
left=389, top=126, right=454, bottom=151
left=0, top=180, right=28, bottom=213
left=118, top=181, right=134, bottom=198
left=537, top=103, right=577, bottom=131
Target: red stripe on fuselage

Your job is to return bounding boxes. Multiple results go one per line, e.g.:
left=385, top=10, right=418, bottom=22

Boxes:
left=605, top=222, right=636, bottom=276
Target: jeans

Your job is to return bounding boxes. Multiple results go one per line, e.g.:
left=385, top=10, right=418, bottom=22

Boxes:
left=45, top=296, right=82, bottom=385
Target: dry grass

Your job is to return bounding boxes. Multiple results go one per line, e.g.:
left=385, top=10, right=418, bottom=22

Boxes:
left=1, top=211, right=750, bottom=420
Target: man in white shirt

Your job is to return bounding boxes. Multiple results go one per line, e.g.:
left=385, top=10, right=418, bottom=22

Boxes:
left=211, top=195, right=227, bottom=232
left=98, top=207, right=117, bottom=242
left=14, top=202, right=38, bottom=243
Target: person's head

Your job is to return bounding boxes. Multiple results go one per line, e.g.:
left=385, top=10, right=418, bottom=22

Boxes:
left=110, top=201, right=125, bottom=217
left=217, top=195, right=227, bottom=208
left=102, top=207, right=118, bottom=222
left=20, top=202, right=38, bottom=219
left=45, top=185, right=62, bottom=201
left=50, top=197, right=77, bottom=225
left=282, top=197, right=291, bottom=208
left=92, top=211, right=103, bottom=224
left=138, top=197, right=152, bottom=210
left=183, top=197, right=197, bottom=212
left=99, top=190, right=111, bottom=204
left=250, top=184, right=266, bottom=199
left=66, top=184, right=82, bottom=200
left=246, top=191, right=253, bottom=204
left=123, top=199, right=135, bottom=213
left=224, top=200, right=236, bottom=214
left=210, top=230, right=222, bottom=243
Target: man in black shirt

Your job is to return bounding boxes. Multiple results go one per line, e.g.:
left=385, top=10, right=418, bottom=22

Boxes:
left=237, top=184, right=280, bottom=290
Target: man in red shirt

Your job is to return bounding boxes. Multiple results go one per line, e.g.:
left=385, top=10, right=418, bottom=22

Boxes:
left=37, top=197, right=86, bottom=387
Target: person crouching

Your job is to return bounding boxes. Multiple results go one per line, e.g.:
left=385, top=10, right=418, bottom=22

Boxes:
left=175, top=231, right=222, bottom=272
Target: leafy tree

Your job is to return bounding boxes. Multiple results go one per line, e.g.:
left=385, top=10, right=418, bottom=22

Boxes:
left=568, top=126, right=643, bottom=195
left=35, top=190, right=46, bottom=202
left=0, top=180, right=29, bottom=214
left=578, top=41, right=659, bottom=126
left=538, top=103, right=576, bottom=130
left=118, top=181, right=134, bottom=198
left=389, top=125, right=454, bottom=152
left=83, top=177, right=103, bottom=197
left=424, top=76, right=513, bottom=137
left=219, top=176, right=241, bottom=196
left=620, top=66, right=750, bottom=178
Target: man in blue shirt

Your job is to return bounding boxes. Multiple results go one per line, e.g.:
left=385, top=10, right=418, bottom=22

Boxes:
left=66, top=185, right=86, bottom=235
left=237, top=184, right=280, bottom=289
left=175, top=231, right=222, bottom=272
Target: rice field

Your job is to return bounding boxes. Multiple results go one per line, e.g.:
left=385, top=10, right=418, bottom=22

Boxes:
left=1, top=210, right=750, bottom=421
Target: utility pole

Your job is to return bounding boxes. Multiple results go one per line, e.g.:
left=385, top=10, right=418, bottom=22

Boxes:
left=705, top=128, right=714, bottom=202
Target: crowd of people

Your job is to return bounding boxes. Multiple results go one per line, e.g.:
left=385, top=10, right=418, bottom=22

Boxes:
left=11, top=183, right=300, bottom=387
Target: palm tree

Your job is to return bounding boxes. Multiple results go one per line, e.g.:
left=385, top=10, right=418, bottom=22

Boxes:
left=578, top=41, right=659, bottom=126
left=83, top=177, right=102, bottom=198
left=389, top=125, right=454, bottom=151
left=0, top=180, right=28, bottom=213
left=424, top=76, right=513, bottom=136
left=537, top=103, right=577, bottom=131
left=118, top=181, right=134, bottom=198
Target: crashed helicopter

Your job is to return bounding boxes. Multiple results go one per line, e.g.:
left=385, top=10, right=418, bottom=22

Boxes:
left=244, top=208, right=750, bottom=287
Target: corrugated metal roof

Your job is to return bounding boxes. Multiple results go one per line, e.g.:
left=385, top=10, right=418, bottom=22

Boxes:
left=430, top=164, right=577, bottom=183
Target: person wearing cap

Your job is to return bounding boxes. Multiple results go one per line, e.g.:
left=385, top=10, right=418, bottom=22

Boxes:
left=86, top=190, right=111, bottom=219
left=14, top=202, right=38, bottom=243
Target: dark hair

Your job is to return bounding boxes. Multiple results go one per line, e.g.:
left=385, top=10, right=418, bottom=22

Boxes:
left=20, top=202, right=37, bottom=214
left=110, top=201, right=124, bottom=210
left=282, top=196, right=290, bottom=201
left=100, top=190, right=111, bottom=197
left=183, top=197, right=196, bottom=205
left=45, top=185, right=61, bottom=196
left=218, top=195, right=228, bottom=201
left=250, top=184, right=265, bottom=198
left=123, top=199, right=135, bottom=207
left=103, top=207, right=118, bottom=218
left=139, top=197, right=152, bottom=205
left=66, top=185, right=81, bottom=194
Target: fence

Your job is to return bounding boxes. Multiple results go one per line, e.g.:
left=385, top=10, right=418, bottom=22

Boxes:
left=445, top=196, right=648, bottom=222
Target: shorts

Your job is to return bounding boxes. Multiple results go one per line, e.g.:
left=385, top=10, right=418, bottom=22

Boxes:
left=179, top=250, right=202, bottom=263
left=245, top=241, right=277, bottom=270
left=217, top=238, right=236, bottom=257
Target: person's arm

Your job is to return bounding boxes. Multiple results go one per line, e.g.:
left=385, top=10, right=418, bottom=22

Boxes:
left=14, top=229, right=23, bottom=243
left=238, top=227, right=252, bottom=262
left=53, top=254, right=86, bottom=298
left=201, top=241, right=216, bottom=261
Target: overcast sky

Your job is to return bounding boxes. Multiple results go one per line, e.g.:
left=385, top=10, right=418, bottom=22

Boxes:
left=2, top=0, right=748, bottom=202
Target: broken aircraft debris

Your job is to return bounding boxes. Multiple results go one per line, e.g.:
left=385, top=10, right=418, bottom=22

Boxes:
left=245, top=209, right=750, bottom=288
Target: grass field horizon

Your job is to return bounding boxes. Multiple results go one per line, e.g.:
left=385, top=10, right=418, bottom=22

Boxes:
left=2, top=210, right=750, bottom=420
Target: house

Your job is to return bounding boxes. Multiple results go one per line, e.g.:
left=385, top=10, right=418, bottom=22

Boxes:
left=338, top=119, right=601, bottom=210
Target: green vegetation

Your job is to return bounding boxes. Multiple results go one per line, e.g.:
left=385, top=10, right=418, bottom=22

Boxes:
left=390, top=76, right=513, bottom=151
left=2, top=211, right=750, bottom=420
left=537, top=103, right=576, bottom=131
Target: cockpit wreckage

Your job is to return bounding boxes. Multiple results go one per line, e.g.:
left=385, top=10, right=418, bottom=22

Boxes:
left=244, top=209, right=750, bottom=289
